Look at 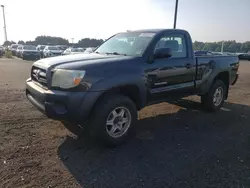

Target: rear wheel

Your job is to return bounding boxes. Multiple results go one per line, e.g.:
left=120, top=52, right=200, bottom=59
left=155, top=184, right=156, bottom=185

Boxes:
left=201, top=80, right=227, bottom=111
left=89, top=94, right=137, bottom=146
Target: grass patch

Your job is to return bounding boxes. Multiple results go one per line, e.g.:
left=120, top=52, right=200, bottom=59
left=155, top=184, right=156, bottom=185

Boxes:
left=5, top=50, right=13, bottom=58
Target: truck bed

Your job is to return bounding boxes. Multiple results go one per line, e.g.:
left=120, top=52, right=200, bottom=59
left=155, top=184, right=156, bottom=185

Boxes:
left=195, top=55, right=239, bottom=67
left=195, top=55, right=239, bottom=93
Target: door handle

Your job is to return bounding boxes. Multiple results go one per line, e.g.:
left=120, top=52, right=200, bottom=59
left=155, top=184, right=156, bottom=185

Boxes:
left=185, top=63, right=192, bottom=69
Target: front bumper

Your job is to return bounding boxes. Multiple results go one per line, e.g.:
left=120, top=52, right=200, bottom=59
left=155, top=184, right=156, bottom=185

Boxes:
left=48, top=53, right=62, bottom=57
left=23, top=53, right=40, bottom=56
left=26, top=78, right=101, bottom=124
left=23, top=54, right=40, bottom=59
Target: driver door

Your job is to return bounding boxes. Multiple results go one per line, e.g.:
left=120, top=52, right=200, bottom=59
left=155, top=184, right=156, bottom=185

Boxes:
left=145, top=32, right=196, bottom=99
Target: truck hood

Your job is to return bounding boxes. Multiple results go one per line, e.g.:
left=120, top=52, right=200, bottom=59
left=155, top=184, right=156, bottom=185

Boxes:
left=33, top=53, right=135, bottom=69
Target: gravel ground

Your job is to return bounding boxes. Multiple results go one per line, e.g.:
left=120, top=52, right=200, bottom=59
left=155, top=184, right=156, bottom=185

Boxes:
left=1, top=58, right=250, bottom=188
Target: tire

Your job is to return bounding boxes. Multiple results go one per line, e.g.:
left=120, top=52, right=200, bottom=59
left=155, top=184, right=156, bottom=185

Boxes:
left=89, top=94, right=137, bottom=146
left=201, top=80, right=227, bottom=112
left=61, top=121, right=86, bottom=136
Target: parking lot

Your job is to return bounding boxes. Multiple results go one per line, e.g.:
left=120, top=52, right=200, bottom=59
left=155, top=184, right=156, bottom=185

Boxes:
left=1, top=58, right=250, bottom=188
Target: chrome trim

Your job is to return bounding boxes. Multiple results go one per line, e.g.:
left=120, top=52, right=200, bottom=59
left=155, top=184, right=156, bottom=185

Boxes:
left=150, top=81, right=194, bottom=94
left=154, top=81, right=167, bottom=86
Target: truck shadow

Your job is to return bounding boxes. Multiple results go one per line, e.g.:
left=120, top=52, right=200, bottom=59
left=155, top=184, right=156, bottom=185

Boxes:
left=58, top=99, right=250, bottom=188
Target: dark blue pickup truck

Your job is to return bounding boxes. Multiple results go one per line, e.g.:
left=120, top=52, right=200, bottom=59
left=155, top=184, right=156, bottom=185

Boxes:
left=26, top=29, right=239, bottom=146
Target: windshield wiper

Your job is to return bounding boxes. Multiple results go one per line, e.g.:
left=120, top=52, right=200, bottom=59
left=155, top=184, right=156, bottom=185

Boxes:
left=106, top=52, right=127, bottom=56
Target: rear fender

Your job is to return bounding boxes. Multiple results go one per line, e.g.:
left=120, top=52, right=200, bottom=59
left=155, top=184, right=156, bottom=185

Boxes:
left=197, top=67, right=230, bottom=95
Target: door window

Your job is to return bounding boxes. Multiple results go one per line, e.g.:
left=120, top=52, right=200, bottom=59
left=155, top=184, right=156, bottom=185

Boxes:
left=154, top=35, right=187, bottom=58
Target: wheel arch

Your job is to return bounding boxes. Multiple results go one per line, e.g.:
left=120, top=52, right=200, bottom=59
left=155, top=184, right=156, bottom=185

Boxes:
left=92, top=84, right=145, bottom=111
left=212, top=71, right=230, bottom=99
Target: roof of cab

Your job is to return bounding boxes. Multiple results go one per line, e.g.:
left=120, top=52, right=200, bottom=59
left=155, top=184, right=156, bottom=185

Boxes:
left=127, top=28, right=188, bottom=33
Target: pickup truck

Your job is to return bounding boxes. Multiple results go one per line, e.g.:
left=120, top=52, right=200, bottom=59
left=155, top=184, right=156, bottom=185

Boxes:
left=26, top=29, right=239, bottom=146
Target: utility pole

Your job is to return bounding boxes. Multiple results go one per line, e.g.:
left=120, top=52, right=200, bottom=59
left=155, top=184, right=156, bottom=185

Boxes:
left=1, top=5, right=8, bottom=42
left=221, top=41, right=225, bottom=53
left=71, top=38, right=74, bottom=47
left=240, top=43, right=244, bottom=53
left=173, top=0, right=179, bottom=29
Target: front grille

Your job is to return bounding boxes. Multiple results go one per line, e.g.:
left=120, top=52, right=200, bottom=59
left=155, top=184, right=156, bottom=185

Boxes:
left=31, top=66, right=48, bottom=88
left=25, top=52, right=39, bottom=55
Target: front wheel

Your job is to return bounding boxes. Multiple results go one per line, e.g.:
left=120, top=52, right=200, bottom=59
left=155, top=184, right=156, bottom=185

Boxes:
left=89, top=94, right=137, bottom=146
left=201, top=80, right=227, bottom=111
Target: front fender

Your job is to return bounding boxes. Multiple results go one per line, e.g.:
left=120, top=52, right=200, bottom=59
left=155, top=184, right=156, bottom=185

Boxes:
left=90, top=74, right=147, bottom=109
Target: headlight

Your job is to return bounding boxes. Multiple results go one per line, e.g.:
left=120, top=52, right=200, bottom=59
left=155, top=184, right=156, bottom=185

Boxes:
left=51, top=69, right=86, bottom=89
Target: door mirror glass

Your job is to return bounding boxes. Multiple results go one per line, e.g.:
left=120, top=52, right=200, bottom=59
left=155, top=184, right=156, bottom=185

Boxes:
left=154, top=47, right=172, bottom=59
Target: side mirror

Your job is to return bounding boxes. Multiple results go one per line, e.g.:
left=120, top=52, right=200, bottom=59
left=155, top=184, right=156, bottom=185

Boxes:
left=154, top=48, right=172, bottom=59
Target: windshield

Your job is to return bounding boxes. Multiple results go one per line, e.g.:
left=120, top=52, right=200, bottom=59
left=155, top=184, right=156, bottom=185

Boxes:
left=23, top=45, right=36, bottom=50
left=40, top=46, right=45, bottom=50
left=95, top=32, right=155, bottom=57
left=48, top=46, right=60, bottom=50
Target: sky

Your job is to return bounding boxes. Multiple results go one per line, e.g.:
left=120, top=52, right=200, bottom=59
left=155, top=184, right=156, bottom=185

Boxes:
left=0, top=0, right=249, bottom=44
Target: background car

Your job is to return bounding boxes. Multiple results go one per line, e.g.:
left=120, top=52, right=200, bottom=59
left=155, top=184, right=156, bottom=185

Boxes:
left=83, top=47, right=96, bottom=54
left=36, top=45, right=46, bottom=58
left=10, top=44, right=19, bottom=56
left=223, top=52, right=237, bottom=56
left=211, top=52, right=223, bottom=55
left=21, top=45, right=40, bottom=60
left=194, top=50, right=213, bottom=56
left=56, top=45, right=68, bottom=51
left=238, top=53, right=250, bottom=61
left=43, top=46, right=63, bottom=58
left=0, top=46, right=4, bottom=56
left=62, top=47, right=85, bottom=55
left=16, top=45, right=23, bottom=57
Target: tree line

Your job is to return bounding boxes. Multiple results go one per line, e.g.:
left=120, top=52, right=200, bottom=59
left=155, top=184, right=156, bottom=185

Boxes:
left=2, top=36, right=250, bottom=53
left=3, top=36, right=105, bottom=48
left=193, top=41, right=250, bottom=53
